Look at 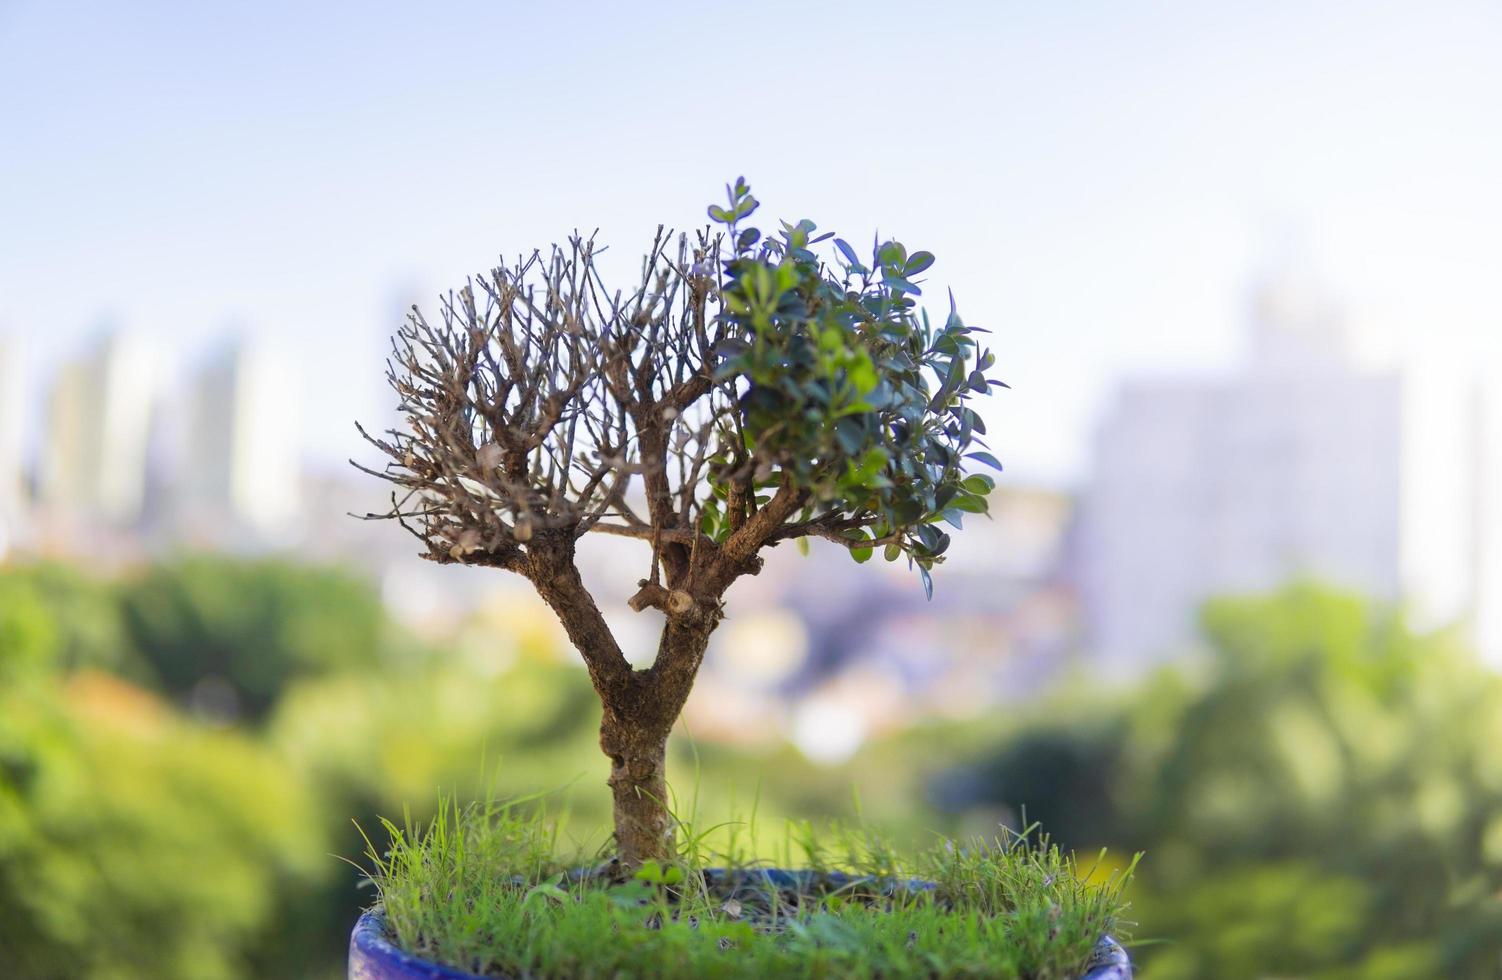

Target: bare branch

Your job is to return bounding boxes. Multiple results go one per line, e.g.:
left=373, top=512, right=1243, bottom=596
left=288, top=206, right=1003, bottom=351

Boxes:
left=356, top=231, right=734, bottom=589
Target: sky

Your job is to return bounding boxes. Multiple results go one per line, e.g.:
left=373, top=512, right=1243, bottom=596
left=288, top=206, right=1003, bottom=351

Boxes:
left=2, top=0, right=1499, bottom=485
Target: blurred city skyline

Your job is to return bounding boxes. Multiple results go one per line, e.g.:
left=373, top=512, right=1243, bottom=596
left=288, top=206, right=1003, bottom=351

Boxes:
left=7, top=8, right=1502, bottom=976
left=3, top=0, right=1500, bottom=485
left=1, top=255, right=1496, bottom=717
left=2, top=0, right=1500, bottom=739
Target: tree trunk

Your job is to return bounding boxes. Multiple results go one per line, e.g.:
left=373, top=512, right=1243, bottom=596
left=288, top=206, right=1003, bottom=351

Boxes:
left=587, top=619, right=716, bottom=870
left=600, top=712, right=673, bottom=868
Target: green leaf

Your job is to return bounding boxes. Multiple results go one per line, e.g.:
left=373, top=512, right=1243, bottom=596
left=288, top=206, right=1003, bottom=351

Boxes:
left=919, top=566, right=934, bottom=601
left=961, top=474, right=995, bottom=495
left=904, top=251, right=935, bottom=275
left=847, top=355, right=878, bottom=395
left=954, top=493, right=988, bottom=514
left=522, top=876, right=568, bottom=909
left=966, top=451, right=1004, bottom=471
left=833, top=419, right=865, bottom=455
left=890, top=498, right=925, bottom=525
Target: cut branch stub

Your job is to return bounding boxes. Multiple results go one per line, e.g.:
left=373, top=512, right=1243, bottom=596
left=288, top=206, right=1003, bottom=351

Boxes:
left=627, top=581, right=699, bottom=619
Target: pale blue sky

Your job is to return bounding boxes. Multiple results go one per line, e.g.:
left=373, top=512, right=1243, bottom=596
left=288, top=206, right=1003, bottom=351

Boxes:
left=2, top=0, right=1499, bottom=483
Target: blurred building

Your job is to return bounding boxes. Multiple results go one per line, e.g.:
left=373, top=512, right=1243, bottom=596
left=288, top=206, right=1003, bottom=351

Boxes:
left=1077, top=270, right=1496, bottom=673
left=177, top=340, right=301, bottom=541
left=39, top=332, right=156, bottom=527
left=683, top=485, right=1083, bottom=757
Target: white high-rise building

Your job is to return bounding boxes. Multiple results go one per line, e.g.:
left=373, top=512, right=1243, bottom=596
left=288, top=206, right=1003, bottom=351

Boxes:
left=40, top=333, right=156, bottom=526
left=1077, top=272, right=1497, bottom=673
left=180, top=340, right=301, bottom=538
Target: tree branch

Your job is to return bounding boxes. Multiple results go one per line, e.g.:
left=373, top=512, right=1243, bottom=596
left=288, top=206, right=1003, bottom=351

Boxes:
left=717, top=479, right=808, bottom=567
left=766, top=512, right=886, bottom=547
left=523, top=534, right=634, bottom=700
left=590, top=523, right=699, bottom=545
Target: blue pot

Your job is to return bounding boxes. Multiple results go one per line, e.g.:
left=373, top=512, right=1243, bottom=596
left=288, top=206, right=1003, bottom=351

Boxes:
left=350, top=912, right=481, bottom=980
left=349, top=868, right=1132, bottom=979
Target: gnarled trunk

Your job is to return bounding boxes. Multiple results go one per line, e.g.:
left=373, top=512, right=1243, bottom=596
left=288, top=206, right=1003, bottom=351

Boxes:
left=600, top=712, right=673, bottom=867
left=595, top=620, right=715, bottom=869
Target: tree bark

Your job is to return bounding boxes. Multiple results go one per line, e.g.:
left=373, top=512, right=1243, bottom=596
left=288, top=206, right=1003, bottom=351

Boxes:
left=594, top=620, right=717, bottom=869
left=525, top=530, right=740, bottom=869
left=600, top=709, right=673, bottom=868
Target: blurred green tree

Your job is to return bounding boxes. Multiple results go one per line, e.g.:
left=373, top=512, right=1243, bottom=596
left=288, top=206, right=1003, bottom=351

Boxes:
left=0, top=673, right=332, bottom=979
left=118, top=556, right=402, bottom=720
left=0, top=563, right=143, bottom=682
left=942, top=584, right=1502, bottom=978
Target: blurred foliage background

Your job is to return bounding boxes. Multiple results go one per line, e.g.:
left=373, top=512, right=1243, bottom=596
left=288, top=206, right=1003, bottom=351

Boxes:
left=1, top=559, right=1499, bottom=978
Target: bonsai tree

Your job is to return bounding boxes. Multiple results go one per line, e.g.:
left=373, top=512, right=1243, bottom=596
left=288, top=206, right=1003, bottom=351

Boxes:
left=357, top=179, right=1003, bottom=869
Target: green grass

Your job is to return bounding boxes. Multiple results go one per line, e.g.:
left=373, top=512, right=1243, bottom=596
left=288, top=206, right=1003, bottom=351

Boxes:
left=357, top=790, right=1138, bottom=979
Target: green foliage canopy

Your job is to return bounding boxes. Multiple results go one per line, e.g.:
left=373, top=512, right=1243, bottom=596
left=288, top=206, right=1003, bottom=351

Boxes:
left=942, top=584, right=1502, bottom=979
left=0, top=675, right=328, bottom=980
left=704, top=179, right=1003, bottom=595
left=118, top=556, right=399, bottom=719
